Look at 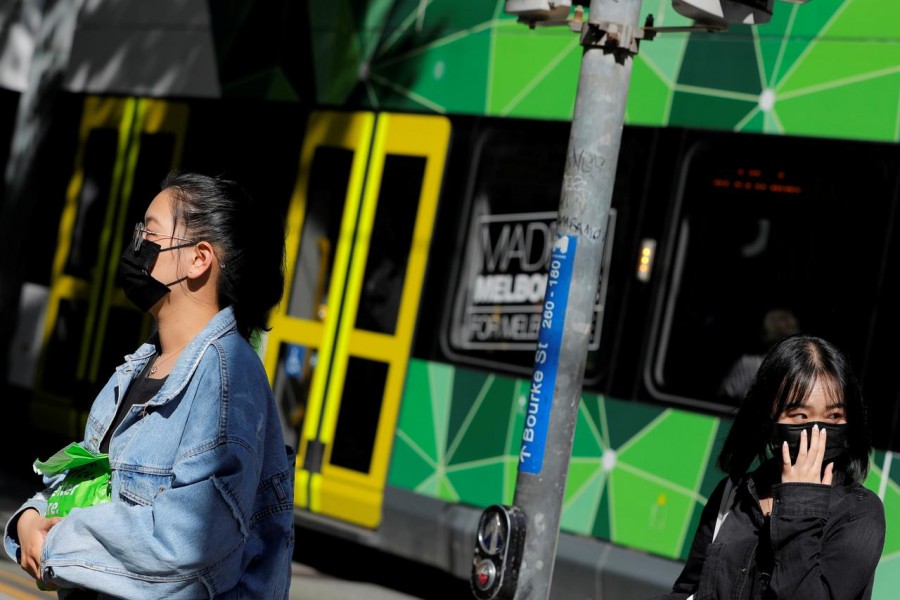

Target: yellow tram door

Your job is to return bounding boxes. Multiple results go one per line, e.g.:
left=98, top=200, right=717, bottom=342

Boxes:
left=264, top=110, right=450, bottom=528
left=32, top=97, right=187, bottom=437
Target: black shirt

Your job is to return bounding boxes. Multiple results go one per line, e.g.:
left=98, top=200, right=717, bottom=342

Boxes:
left=99, top=360, right=166, bottom=455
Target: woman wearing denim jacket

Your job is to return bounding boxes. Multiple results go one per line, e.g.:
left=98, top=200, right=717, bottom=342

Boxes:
left=4, top=172, right=295, bottom=598
left=654, top=335, right=885, bottom=600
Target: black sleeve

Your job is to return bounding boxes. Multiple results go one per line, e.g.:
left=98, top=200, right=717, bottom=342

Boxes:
left=650, top=476, right=730, bottom=600
left=767, top=483, right=885, bottom=599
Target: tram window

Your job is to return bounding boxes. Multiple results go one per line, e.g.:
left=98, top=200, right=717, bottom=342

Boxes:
left=122, top=132, right=177, bottom=241
left=648, top=134, right=895, bottom=411
left=285, top=146, right=351, bottom=321
left=273, top=341, right=315, bottom=451
left=41, top=298, right=88, bottom=397
left=440, top=120, right=618, bottom=382
left=355, top=154, right=425, bottom=334
left=64, top=129, right=118, bottom=279
left=331, top=357, right=388, bottom=473
left=22, top=94, right=77, bottom=288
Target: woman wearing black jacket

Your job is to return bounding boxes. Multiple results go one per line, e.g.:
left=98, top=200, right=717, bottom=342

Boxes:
left=655, top=334, right=885, bottom=599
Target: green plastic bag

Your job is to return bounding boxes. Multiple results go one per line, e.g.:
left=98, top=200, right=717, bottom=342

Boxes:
left=33, top=443, right=111, bottom=518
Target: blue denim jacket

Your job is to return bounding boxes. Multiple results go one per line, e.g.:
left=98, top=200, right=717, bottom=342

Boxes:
left=4, top=307, right=295, bottom=599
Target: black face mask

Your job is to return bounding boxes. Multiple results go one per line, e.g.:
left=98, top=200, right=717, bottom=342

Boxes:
left=116, top=241, right=189, bottom=312
left=770, top=422, right=850, bottom=464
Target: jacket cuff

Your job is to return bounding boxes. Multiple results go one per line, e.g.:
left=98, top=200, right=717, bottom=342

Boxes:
left=771, top=482, right=830, bottom=517
left=4, top=499, right=48, bottom=561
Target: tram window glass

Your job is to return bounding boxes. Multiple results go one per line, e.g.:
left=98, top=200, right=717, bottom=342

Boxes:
left=63, top=129, right=118, bottom=279
left=355, top=154, right=425, bottom=334
left=286, top=146, right=352, bottom=321
left=22, top=94, right=78, bottom=288
left=273, top=341, right=315, bottom=451
left=649, top=134, right=895, bottom=410
left=41, top=298, right=88, bottom=396
left=0, top=89, right=16, bottom=169
left=441, top=122, right=610, bottom=377
left=331, top=356, right=388, bottom=472
left=122, top=132, right=177, bottom=244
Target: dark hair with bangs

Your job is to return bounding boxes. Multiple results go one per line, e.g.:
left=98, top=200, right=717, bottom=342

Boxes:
left=717, top=334, right=871, bottom=486
left=161, top=171, right=286, bottom=340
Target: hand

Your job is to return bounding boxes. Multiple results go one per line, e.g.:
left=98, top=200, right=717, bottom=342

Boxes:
left=781, top=424, right=833, bottom=485
left=16, top=509, right=61, bottom=587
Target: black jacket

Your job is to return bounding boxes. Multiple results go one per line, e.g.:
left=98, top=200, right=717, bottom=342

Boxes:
left=654, top=467, right=885, bottom=599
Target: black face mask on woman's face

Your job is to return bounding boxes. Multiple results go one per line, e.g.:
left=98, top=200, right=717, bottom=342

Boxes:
left=116, top=241, right=189, bottom=312
left=770, top=422, right=850, bottom=464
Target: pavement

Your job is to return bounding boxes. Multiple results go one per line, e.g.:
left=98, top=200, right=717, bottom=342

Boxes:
left=0, top=557, right=426, bottom=600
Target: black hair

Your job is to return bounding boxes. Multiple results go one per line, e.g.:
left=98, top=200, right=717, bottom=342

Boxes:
left=717, top=334, right=871, bottom=486
left=161, top=171, right=286, bottom=340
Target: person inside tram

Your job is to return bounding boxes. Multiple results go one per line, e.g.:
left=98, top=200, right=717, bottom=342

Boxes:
left=718, top=307, right=799, bottom=404
left=4, top=172, right=295, bottom=598
left=654, top=334, right=885, bottom=600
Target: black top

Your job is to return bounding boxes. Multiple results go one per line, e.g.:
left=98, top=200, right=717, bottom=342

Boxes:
left=99, top=359, right=166, bottom=454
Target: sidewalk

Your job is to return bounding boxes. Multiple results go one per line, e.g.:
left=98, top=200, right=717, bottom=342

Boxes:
left=289, top=562, right=423, bottom=600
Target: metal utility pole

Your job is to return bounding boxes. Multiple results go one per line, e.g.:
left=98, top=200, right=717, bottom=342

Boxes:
left=511, top=0, right=642, bottom=598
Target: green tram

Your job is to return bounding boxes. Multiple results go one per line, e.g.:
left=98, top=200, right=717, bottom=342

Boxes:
left=2, top=1, right=900, bottom=597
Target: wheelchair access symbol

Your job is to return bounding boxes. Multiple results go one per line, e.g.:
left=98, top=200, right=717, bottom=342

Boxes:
left=478, top=510, right=506, bottom=556
left=471, top=504, right=526, bottom=600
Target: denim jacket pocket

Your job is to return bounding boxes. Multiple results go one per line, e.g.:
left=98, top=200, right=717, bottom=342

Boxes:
left=250, top=465, right=294, bottom=525
left=118, top=471, right=174, bottom=506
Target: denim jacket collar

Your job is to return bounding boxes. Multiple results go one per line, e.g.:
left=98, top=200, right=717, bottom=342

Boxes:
left=115, top=306, right=238, bottom=407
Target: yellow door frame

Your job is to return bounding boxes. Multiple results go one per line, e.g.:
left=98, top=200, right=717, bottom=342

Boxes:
left=264, top=110, right=450, bottom=528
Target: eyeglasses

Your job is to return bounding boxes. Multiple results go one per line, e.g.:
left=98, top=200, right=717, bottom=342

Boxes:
left=133, top=222, right=196, bottom=252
